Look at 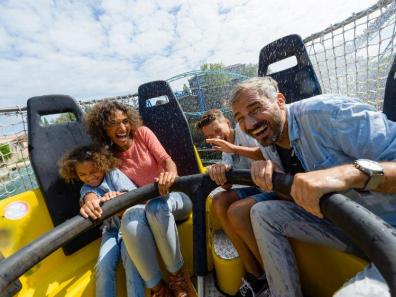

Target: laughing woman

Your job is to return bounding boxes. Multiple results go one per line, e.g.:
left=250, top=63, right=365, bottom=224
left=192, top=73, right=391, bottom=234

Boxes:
left=81, top=100, right=195, bottom=297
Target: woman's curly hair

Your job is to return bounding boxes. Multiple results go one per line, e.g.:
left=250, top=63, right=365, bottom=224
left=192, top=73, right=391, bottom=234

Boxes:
left=84, top=100, right=142, bottom=147
left=58, top=144, right=119, bottom=183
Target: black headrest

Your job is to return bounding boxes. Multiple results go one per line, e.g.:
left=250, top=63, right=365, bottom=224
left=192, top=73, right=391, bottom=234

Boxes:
left=138, top=81, right=200, bottom=176
left=27, top=95, right=100, bottom=255
left=383, top=55, right=396, bottom=122
left=259, top=34, right=322, bottom=103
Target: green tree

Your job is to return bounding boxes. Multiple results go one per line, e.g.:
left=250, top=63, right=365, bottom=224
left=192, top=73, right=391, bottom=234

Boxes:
left=51, top=113, right=76, bottom=125
left=182, top=84, right=191, bottom=94
left=40, top=117, right=49, bottom=126
left=199, top=63, right=230, bottom=88
left=0, top=144, right=12, bottom=162
left=241, top=63, right=258, bottom=77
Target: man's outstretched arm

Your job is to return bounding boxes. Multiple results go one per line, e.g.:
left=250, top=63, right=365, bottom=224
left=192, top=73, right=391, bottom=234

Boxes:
left=291, top=162, right=396, bottom=218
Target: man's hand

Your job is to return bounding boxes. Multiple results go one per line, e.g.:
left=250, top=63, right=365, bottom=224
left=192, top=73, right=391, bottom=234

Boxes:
left=155, top=170, right=177, bottom=196
left=206, top=138, right=235, bottom=154
left=207, top=163, right=232, bottom=186
left=251, top=160, right=274, bottom=191
left=290, top=166, right=356, bottom=218
left=80, top=193, right=102, bottom=220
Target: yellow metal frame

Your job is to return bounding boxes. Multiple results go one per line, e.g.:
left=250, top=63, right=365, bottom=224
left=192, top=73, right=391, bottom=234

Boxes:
left=0, top=190, right=195, bottom=297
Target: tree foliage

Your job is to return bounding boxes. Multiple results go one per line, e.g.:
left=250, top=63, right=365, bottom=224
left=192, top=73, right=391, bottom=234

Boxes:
left=52, top=113, right=76, bottom=125
left=0, top=144, right=12, bottom=162
left=199, top=63, right=231, bottom=88
left=39, top=113, right=76, bottom=126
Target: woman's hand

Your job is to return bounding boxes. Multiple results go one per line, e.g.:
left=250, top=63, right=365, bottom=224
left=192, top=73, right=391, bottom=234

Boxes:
left=101, top=191, right=126, bottom=218
left=100, top=191, right=123, bottom=203
left=155, top=171, right=177, bottom=196
left=155, top=158, right=178, bottom=196
left=80, top=193, right=102, bottom=220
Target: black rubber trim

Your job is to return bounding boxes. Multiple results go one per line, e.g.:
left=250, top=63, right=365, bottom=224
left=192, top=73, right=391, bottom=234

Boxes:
left=258, top=34, right=322, bottom=103
left=138, top=80, right=200, bottom=176
left=0, top=252, right=21, bottom=297
left=320, top=193, right=396, bottom=295
left=0, top=171, right=395, bottom=296
left=27, top=95, right=100, bottom=255
left=383, top=54, right=396, bottom=122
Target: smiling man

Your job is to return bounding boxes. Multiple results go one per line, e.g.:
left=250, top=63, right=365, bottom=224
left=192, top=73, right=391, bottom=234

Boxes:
left=230, top=76, right=396, bottom=297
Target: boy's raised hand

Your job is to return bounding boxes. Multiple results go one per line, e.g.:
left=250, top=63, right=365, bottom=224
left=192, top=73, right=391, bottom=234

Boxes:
left=206, top=138, right=235, bottom=154
left=80, top=192, right=102, bottom=220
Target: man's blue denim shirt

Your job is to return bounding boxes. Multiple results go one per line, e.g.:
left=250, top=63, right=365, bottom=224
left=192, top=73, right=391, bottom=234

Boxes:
left=260, top=94, right=396, bottom=226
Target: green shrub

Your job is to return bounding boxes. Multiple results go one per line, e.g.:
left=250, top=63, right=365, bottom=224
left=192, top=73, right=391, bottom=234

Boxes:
left=0, top=144, right=12, bottom=162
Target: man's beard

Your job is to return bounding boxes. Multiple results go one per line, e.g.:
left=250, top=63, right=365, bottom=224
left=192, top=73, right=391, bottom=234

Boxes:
left=248, top=108, right=282, bottom=147
left=258, top=127, right=281, bottom=147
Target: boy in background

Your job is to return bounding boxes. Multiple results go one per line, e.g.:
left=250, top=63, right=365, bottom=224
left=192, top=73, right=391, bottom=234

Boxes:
left=196, top=109, right=276, bottom=297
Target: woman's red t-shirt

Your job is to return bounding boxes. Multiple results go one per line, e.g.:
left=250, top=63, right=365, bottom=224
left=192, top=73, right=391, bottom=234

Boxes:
left=117, top=126, right=170, bottom=187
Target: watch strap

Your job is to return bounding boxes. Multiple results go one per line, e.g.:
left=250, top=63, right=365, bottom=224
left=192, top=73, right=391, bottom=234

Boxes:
left=363, top=173, right=384, bottom=191
left=353, top=160, right=384, bottom=191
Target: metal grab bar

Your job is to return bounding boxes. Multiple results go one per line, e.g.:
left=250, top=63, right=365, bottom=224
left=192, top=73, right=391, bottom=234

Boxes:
left=0, top=171, right=395, bottom=296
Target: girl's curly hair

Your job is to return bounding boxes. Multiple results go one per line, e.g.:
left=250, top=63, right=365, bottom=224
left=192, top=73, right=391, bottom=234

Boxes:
left=58, top=144, right=119, bottom=183
left=84, top=100, right=142, bottom=147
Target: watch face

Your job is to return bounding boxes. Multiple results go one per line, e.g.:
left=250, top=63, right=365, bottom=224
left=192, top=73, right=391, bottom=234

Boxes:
left=357, top=159, right=383, bottom=172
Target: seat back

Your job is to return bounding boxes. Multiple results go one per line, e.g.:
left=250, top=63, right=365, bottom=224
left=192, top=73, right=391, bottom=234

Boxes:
left=27, top=95, right=101, bottom=255
left=383, top=54, right=396, bottom=122
left=258, top=34, right=322, bottom=103
left=138, top=81, right=200, bottom=176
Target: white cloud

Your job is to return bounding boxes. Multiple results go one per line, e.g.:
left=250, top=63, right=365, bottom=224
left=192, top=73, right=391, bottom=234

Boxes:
left=0, top=0, right=378, bottom=108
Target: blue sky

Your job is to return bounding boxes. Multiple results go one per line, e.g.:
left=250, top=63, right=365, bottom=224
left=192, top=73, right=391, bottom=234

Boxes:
left=0, top=0, right=377, bottom=107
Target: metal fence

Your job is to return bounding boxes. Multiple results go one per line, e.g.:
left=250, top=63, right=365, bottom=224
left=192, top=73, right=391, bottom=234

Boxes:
left=304, top=0, right=396, bottom=110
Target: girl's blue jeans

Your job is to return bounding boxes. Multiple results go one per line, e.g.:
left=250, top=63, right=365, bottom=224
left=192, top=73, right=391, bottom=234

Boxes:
left=95, top=225, right=145, bottom=297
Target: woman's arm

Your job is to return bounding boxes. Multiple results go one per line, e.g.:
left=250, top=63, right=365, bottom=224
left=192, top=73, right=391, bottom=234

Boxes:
left=139, top=126, right=180, bottom=195
left=162, top=157, right=178, bottom=176
left=156, top=157, right=178, bottom=195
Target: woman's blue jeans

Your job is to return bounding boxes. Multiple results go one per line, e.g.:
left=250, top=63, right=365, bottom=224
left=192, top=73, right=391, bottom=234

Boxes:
left=120, top=192, right=192, bottom=288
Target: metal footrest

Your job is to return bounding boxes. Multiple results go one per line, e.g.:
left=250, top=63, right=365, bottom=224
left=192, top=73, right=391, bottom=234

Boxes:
left=213, top=230, right=239, bottom=260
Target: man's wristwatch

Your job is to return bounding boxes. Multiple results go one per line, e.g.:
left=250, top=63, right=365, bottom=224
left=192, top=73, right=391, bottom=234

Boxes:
left=353, top=159, right=384, bottom=191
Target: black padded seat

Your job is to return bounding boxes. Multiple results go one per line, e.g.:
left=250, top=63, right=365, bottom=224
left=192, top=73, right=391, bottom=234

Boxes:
left=383, top=55, right=396, bottom=122
left=138, top=80, right=200, bottom=176
left=27, top=95, right=101, bottom=255
left=258, top=34, right=322, bottom=103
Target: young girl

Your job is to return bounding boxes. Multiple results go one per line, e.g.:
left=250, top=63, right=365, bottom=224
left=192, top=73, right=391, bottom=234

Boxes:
left=58, top=144, right=144, bottom=297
